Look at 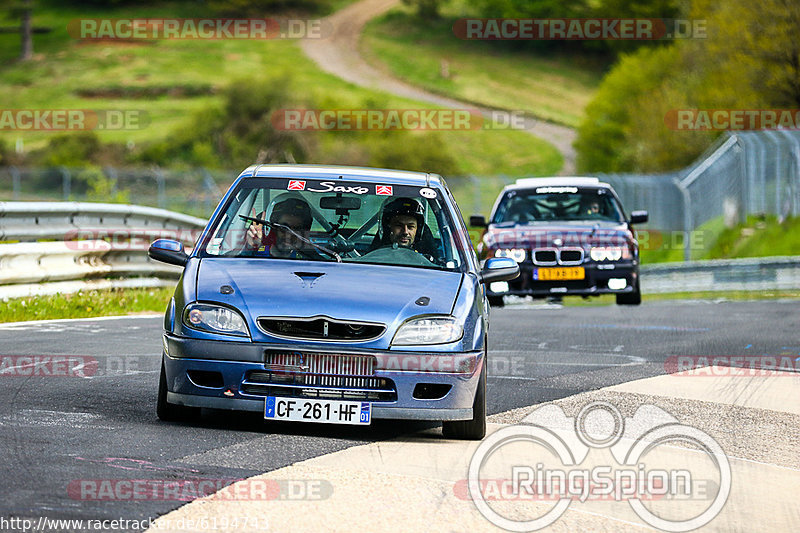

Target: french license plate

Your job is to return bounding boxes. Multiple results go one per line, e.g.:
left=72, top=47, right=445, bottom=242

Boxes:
left=264, top=397, right=371, bottom=425
left=534, top=267, right=585, bottom=281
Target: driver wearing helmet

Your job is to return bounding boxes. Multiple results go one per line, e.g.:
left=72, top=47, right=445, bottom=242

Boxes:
left=372, top=197, right=441, bottom=262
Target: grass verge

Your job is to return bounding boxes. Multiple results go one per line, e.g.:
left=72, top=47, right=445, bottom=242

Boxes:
left=362, top=8, right=604, bottom=128
left=0, top=3, right=562, bottom=182
left=0, top=287, right=172, bottom=323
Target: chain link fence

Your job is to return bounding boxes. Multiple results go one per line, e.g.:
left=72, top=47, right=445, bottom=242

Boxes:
left=600, top=130, right=800, bottom=260
left=0, top=166, right=233, bottom=219
left=2, top=130, right=799, bottom=260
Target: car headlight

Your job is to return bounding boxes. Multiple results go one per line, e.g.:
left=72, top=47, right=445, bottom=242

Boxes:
left=183, top=303, right=249, bottom=337
left=392, top=316, right=464, bottom=346
left=494, top=248, right=526, bottom=263
left=590, top=246, right=630, bottom=261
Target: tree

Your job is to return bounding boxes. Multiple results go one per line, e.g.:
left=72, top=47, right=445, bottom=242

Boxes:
left=18, top=0, right=31, bottom=60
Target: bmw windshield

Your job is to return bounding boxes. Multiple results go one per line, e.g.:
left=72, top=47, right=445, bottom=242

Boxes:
left=493, top=186, right=626, bottom=224
left=199, top=177, right=465, bottom=271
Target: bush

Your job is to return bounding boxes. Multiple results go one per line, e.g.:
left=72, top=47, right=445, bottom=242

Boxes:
left=136, top=75, right=315, bottom=169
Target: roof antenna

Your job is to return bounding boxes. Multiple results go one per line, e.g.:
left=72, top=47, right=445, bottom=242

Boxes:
left=425, top=172, right=431, bottom=187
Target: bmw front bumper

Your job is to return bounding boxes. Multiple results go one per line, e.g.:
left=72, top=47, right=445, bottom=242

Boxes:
left=487, top=261, right=639, bottom=298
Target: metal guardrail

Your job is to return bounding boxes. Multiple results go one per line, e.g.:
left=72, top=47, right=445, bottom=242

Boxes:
left=641, top=256, right=800, bottom=293
left=1, top=202, right=797, bottom=299
left=0, top=201, right=206, bottom=241
left=0, top=202, right=207, bottom=298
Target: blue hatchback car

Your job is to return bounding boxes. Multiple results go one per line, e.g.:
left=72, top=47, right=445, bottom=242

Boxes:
left=149, top=165, right=519, bottom=439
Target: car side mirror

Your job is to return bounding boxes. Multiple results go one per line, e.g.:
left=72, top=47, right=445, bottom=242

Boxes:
left=630, top=210, right=648, bottom=224
left=470, top=215, right=487, bottom=228
left=480, top=257, right=519, bottom=284
left=148, top=239, right=188, bottom=267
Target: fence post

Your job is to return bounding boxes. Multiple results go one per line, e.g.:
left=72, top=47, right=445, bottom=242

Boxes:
left=674, top=177, right=692, bottom=262
left=470, top=175, right=481, bottom=216
left=10, top=166, right=21, bottom=200
left=60, top=167, right=71, bottom=200
left=154, top=166, right=166, bottom=209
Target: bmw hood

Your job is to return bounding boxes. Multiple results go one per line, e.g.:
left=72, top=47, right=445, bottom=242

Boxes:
left=196, top=258, right=463, bottom=340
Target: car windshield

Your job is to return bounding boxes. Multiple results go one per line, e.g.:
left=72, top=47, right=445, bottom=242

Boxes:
left=199, top=177, right=464, bottom=271
left=492, top=187, right=625, bottom=224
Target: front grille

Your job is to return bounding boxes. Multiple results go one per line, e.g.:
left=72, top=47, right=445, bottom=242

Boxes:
left=240, top=351, right=397, bottom=401
left=532, top=248, right=584, bottom=266
left=258, top=316, right=385, bottom=341
left=559, top=248, right=584, bottom=265
left=533, top=249, right=557, bottom=265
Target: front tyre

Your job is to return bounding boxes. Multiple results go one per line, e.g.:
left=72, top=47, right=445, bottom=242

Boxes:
left=487, top=295, right=505, bottom=307
left=616, top=278, right=642, bottom=305
left=442, top=363, right=486, bottom=440
left=157, top=360, right=199, bottom=421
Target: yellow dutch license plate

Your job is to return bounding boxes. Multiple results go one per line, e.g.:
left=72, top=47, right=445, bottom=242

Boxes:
left=535, top=267, right=585, bottom=281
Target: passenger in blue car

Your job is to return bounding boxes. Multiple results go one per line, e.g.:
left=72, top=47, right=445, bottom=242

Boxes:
left=370, top=197, right=442, bottom=263
left=244, top=197, right=322, bottom=260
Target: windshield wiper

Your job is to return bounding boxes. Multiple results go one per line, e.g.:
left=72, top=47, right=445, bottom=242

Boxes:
left=238, top=214, right=342, bottom=263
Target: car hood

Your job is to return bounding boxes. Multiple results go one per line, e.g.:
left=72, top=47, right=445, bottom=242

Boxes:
left=483, top=220, right=633, bottom=248
left=196, top=258, right=462, bottom=338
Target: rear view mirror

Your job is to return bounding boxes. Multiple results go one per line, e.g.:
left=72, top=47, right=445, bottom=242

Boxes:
left=630, top=210, right=649, bottom=224
left=469, top=215, right=487, bottom=228
left=320, top=195, right=361, bottom=213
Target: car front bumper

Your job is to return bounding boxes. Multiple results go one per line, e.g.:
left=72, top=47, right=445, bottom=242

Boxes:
left=162, top=334, right=484, bottom=421
left=487, top=261, right=639, bottom=297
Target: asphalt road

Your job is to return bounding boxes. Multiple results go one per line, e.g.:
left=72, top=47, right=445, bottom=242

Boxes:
left=0, top=300, right=796, bottom=531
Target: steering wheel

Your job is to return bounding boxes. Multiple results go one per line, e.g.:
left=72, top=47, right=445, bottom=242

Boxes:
left=356, top=245, right=436, bottom=267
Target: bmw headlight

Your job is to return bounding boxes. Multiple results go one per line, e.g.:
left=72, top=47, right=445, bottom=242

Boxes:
left=590, top=246, right=630, bottom=261
left=494, top=248, right=526, bottom=263
left=392, top=316, right=464, bottom=346
left=183, top=303, right=249, bottom=337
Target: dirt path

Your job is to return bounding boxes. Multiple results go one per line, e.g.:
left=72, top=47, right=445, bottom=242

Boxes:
left=301, top=0, right=577, bottom=174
